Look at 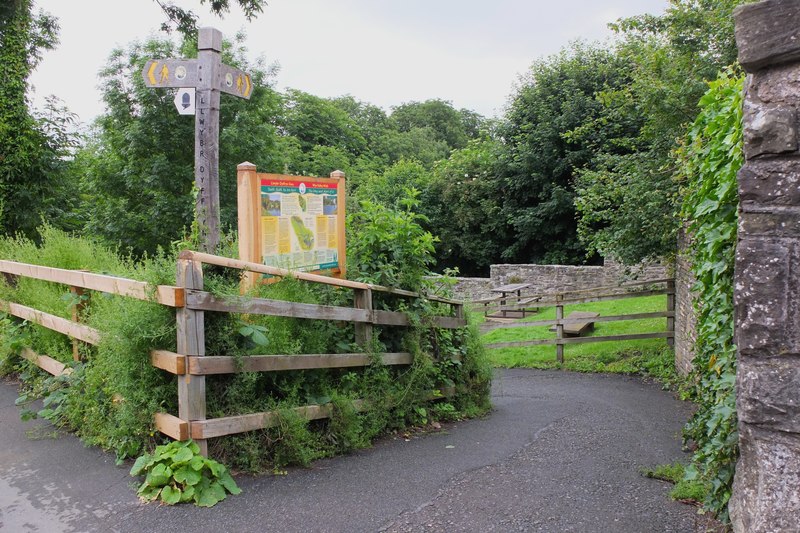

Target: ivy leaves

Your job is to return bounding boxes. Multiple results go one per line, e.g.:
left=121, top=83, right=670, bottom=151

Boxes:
left=676, top=69, right=743, bottom=521
left=130, top=440, right=241, bottom=507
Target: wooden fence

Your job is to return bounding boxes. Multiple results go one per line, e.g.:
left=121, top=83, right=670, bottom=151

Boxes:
left=475, top=278, right=675, bottom=363
left=0, top=251, right=465, bottom=456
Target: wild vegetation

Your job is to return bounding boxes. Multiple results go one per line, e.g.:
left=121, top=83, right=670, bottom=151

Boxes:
left=676, top=70, right=743, bottom=520
left=0, top=0, right=750, bottom=519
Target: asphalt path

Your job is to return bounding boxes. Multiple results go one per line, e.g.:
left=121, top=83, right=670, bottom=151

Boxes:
left=1, top=369, right=700, bottom=532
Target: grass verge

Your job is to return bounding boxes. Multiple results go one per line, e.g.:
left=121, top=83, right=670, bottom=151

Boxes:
left=480, top=295, right=675, bottom=378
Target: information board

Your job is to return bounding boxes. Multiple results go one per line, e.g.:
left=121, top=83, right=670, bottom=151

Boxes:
left=237, top=163, right=346, bottom=286
left=260, top=176, right=341, bottom=271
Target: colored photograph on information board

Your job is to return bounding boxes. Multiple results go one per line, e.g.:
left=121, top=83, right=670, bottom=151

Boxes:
left=260, top=177, right=340, bottom=272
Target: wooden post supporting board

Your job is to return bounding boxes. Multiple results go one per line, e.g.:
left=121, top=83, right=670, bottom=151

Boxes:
left=69, top=284, right=87, bottom=362
left=330, top=169, right=347, bottom=279
left=176, top=258, right=207, bottom=455
left=237, top=161, right=261, bottom=289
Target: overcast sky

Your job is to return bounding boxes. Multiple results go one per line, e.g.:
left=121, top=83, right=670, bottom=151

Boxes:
left=30, top=0, right=668, bottom=125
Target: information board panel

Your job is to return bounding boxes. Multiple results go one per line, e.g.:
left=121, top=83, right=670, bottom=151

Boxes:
left=260, top=176, right=341, bottom=271
left=237, top=163, right=346, bottom=287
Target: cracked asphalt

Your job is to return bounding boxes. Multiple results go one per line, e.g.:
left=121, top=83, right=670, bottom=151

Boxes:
left=1, top=369, right=701, bottom=532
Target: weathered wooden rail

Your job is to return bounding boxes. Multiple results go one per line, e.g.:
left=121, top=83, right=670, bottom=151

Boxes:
left=479, top=279, right=675, bottom=363
left=0, top=252, right=466, bottom=455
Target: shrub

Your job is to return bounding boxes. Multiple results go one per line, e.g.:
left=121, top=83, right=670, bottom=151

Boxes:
left=1, top=208, right=491, bottom=473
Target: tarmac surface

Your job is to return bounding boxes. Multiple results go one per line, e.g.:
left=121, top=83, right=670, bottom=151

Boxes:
left=1, top=369, right=701, bottom=532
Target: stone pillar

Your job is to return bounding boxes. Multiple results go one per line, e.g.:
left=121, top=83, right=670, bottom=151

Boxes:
left=731, top=2, right=800, bottom=531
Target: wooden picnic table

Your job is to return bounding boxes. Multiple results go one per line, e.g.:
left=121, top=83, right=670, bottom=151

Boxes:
left=491, top=283, right=531, bottom=318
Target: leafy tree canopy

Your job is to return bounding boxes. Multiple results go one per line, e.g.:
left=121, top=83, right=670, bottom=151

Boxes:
left=0, top=0, right=79, bottom=238
left=574, top=0, right=748, bottom=264
left=495, top=42, right=633, bottom=265
left=390, top=99, right=481, bottom=151
left=154, top=0, right=266, bottom=35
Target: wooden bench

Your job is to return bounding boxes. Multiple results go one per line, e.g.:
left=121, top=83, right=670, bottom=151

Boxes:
left=550, top=311, right=600, bottom=337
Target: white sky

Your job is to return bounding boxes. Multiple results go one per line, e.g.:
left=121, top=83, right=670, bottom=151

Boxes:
left=30, top=0, right=668, bottom=126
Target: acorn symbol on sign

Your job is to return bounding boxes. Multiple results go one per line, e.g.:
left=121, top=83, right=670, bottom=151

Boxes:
left=182, top=92, right=191, bottom=109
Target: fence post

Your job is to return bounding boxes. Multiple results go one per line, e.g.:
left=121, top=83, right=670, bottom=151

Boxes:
left=454, top=301, right=465, bottom=321
left=555, top=293, right=564, bottom=364
left=69, top=285, right=87, bottom=362
left=354, top=288, right=373, bottom=347
left=666, top=279, right=675, bottom=347
left=176, top=258, right=207, bottom=456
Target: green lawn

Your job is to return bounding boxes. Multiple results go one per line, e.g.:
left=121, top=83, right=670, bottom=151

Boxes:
left=478, top=295, right=672, bottom=374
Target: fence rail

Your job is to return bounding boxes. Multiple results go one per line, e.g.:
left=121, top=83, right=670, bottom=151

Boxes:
left=481, top=280, right=675, bottom=363
left=0, top=252, right=466, bottom=456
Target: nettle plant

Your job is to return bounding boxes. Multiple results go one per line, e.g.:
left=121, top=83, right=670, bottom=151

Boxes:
left=130, top=440, right=241, bottom=507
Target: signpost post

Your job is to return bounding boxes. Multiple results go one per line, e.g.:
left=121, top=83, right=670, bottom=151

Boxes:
left=142, top=27, right=253, bottom=252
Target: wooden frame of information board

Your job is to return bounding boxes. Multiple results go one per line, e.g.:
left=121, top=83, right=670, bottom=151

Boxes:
left=237, top=162, right=346, bottom=289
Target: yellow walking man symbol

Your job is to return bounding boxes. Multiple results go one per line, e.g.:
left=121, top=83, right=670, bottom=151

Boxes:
left=160, top=64, right=170, bottom=83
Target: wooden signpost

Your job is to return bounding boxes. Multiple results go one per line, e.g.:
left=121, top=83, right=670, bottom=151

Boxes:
left=142, top=28, right=252, bottom=452
left=142, top=27, right=253, bottom=252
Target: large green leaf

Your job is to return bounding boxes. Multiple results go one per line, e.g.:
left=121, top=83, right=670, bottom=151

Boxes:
left=195, top=482, right=226, bottom=508
left=145, top=463, right=172, bottom=487
left=219, top=471, right=242, bottom=495
left=173, top=466, right=202, bottom=486
left=171, top=446, right=194, bottom=465
left=130, top=454, right=154, bottom=476
left=160, top=485, right=182, bottom=505
left=179, top=485, right=195, bottom=503
left=189, top=456, right=205, bottom=471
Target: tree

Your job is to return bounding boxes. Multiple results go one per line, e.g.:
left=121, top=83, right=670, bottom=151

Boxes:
left=495, top=42, right=633, bottom=265
left=0, top=0, right=69, bottom=238
left=574, top=0, right=748, bottom=263
left=390, top=99, right=482, bottom=152
left=154, top=0, right=266, bottom=35
left=373, top=127, right=451, bottom=169
left=75, top=35, right=282, bottom=255
left=279, top=89, right=367, bottom=157
left=355, top=159, right=432, bottom=209
left=426, top=137, right=505, bottom=275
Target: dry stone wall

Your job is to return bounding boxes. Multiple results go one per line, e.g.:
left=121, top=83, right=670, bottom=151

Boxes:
left=447, top=259, right=668, bottom=301
left=675, top=229, right=698, bottom=376
left=730, top=2, right=800, bottom=530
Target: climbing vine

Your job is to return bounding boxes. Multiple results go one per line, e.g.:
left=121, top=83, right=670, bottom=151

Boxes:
left=677, top=69, right=743, bottom=521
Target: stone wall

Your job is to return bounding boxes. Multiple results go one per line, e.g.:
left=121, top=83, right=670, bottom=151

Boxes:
left=447, top=259, right=668, bottom=302
left=674, top=229, right=698, bottom=376
left=730, top=2, right=800, bottom=530
left=454, top=260, right=670, bottom=300
left=491, top=259, right=667, bottom=295
left=449, top=277, right=495, bottom=301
